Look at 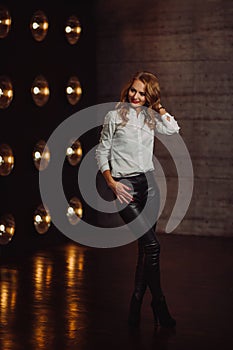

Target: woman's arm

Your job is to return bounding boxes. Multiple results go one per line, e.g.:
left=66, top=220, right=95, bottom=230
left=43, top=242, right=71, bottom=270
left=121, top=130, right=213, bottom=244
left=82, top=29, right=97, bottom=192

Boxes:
left=95, top=111, right=116, bottom=173
left=155, top=105, right=180, bottom=135
left=95, top=112, right=133, bottom=204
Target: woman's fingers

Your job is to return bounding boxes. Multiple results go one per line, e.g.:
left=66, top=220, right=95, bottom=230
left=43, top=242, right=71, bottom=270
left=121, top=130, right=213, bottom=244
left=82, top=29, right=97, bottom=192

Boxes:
left=121, top=183, right=132, bottom=191
left=115, top=182, right=134, bottom=203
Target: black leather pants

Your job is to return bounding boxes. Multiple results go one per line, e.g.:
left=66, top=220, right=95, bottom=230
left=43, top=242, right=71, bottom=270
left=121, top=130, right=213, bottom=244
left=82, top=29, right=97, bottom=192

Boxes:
left=115, top=171, right=163, bottom=302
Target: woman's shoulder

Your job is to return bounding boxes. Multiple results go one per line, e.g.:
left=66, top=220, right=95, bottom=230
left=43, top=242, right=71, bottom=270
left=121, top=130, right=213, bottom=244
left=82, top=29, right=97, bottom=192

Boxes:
left=103, top=109, right=122, bottom=123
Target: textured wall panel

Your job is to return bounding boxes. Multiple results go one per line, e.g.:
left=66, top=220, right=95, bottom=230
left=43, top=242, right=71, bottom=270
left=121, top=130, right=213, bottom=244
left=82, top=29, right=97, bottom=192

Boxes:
left=95, top=0, right=233, bottom=237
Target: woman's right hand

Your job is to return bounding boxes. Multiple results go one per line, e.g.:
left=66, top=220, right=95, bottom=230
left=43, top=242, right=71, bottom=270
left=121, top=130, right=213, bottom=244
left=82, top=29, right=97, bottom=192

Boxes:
left=102, top=169, right=134, bottom=204
left=109, top=180, right=134, bottom=204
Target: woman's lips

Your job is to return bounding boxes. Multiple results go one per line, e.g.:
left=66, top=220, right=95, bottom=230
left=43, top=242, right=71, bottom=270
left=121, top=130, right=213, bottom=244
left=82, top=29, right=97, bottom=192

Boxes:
left=131, top=99, right=140, bottom=104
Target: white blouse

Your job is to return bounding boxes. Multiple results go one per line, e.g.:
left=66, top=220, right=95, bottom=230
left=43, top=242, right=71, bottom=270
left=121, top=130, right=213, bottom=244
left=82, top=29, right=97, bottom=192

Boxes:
left=95, top=107, right=180, bottom=178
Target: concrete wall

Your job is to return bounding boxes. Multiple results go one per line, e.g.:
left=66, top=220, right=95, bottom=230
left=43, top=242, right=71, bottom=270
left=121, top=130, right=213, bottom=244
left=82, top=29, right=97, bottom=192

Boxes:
left=95, top=0, right=233, bottom=237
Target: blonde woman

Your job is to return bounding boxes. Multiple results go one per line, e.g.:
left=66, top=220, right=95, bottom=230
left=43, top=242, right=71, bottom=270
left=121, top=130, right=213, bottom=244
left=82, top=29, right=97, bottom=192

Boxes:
left=96, top=71, right=179, bottom=328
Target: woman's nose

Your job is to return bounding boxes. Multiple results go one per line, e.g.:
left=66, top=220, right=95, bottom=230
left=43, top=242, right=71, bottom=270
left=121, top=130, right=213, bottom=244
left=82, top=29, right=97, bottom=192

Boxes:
left=134, top=91, right=139, bottom=99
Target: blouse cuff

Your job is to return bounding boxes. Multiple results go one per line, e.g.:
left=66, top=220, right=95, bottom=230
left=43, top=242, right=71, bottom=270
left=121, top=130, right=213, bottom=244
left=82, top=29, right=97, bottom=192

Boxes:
left=100, top=163, right=110, bottom=173
left=161, top=112, right=172, bottom=123
left=161, top=113, right=180, bottom=131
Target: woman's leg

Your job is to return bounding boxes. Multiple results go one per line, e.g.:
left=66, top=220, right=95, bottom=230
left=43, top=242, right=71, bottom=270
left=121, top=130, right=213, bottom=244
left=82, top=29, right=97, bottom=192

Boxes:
left=134, top=241, right=147, bottom=301
left=116, top=173, right=160, bottom=325
left=139, top=173, right=176, bottom=328
left=116, top=173, right=176, bottom=327
left=129, top=214, right=176, bottom=328
left=127, top=238, right=148, bottom=327
left=118, top=199, right=149, bottom=326
left=138, top=228, right=163, bottom=300
left=138, top=172, right=163, bottom=301
left=119, top=201, right=163, bottom=326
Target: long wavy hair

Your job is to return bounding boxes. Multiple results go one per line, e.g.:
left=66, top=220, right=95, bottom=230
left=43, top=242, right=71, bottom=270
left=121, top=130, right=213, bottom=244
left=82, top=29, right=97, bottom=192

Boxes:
left=116, top=71, right=161, bottom=129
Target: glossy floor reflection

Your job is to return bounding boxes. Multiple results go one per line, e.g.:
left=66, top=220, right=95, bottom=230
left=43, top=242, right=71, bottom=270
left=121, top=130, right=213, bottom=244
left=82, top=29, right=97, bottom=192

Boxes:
left=1, top=234, right=233, bottom=350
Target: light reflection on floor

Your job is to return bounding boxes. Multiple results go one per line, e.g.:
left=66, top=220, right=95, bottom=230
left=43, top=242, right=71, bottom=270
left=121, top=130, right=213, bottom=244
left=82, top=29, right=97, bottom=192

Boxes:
left=0, top=235, right=233, bottom=350
left=0, top=244, right=90, bottom=350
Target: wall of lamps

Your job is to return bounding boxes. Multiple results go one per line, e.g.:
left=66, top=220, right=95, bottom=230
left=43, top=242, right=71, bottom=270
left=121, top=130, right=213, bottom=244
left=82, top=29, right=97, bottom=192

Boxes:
left=0, top=4, right=85, bottom=248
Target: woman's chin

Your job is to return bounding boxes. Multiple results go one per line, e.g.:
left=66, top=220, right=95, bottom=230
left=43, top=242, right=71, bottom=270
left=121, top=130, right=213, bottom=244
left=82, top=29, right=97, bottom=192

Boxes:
left=130, top=102, right=141, bottom=109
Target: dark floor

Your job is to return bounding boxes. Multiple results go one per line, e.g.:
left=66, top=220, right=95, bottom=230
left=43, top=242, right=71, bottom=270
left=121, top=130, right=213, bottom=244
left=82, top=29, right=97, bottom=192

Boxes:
left=0, top=233, right=233, bottom=350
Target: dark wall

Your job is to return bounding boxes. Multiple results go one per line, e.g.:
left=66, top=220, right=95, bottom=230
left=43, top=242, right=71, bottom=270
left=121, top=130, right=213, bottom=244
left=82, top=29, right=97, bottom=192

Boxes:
left=1, top=0, right=233, bottom=258
left=0, top=0, right=97, bottom=255
left=95, top=0, right=233, bottom=237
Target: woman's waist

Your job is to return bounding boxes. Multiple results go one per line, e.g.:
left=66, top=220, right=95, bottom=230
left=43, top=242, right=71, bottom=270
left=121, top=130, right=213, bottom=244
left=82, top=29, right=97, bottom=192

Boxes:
left=113, top=169, right=155, bottom=181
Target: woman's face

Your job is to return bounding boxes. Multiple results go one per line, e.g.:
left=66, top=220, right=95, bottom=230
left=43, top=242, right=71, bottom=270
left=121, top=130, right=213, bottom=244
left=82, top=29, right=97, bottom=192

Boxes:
left=128, top=79, right=146, bottom=109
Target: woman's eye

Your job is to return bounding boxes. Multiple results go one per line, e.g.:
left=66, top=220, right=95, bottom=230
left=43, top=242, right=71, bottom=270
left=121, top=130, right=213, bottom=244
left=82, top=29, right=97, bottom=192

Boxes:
left=130, top=88, right=136, bottom=93
left=140, top=92, right=145, bottom=96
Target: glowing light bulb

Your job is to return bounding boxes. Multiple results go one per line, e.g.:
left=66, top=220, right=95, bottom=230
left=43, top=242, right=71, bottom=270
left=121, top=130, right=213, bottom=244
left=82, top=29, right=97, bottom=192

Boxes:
left=66, top=86, right=73, bottom=94
left=66, top=76, right=82, bottom=105
left=66, top=147, right=74, bottom=156
left=30, top=10, right=49, bottom=42
left=35, top=215, right=42, bottom=223
left=65, top=25, right=72, bottom=33
left=33, top=86, right=40, bottom=95
left=33, top=140, right=50, bottom=170
left=34, top=151, right=41, bottom=160
left=32, top=22, right=40, bottom=30
left=65, top=15, right=81, bottom=45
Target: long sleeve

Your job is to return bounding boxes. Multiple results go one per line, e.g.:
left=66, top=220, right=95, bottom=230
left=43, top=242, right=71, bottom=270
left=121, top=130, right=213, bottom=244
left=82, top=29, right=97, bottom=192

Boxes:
left=95, top=111, right=116, bottom=173
left=155, top=112, right=180, bottom=135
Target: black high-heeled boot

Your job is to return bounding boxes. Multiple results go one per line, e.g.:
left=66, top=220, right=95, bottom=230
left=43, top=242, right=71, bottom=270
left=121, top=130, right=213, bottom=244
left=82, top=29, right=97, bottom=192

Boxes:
left=151, top=295, right=176, bottom=328
left=128, top=241, right=147, bottom=327
left=151, top=301, right=159, bottom=328
left=128, top=294, right=143, bottom=327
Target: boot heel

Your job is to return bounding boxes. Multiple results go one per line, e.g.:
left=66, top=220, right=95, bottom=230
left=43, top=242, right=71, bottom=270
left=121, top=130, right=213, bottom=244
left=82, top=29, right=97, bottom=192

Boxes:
left=151, top=295, right=176, bottom=328
left=128, top=294, right=142, bottom=327
left=150, top=301, right=159, bottom=328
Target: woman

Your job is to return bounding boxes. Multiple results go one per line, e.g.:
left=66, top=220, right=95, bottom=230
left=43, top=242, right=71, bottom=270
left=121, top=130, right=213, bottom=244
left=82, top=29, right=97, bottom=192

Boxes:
left=95, top=71, right=180, bottom=328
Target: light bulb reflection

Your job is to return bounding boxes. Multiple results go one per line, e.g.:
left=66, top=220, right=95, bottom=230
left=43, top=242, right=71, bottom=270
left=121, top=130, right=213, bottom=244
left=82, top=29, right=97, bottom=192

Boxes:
left=0, top=76, right=13, bottom=109
left=0, top=144, right=14, bottom=176
left=66, top=86, right=73, bottom=94
left=0, top=6, right=11, bottom=38
left=33, top=87, right=40, bottom=95
left=66, top=139, right=82, bottom=166
left=33, top=204, right=51, bottom=234
left=30, top=10, right=49, bottom=42
left=33, top=140, right=50, bottom=171
left=31, top=75, right=50, bottom=107
left=65, top=26, right=72, bottom=34
left=66, top=76, right=82, bottom=105
left=32, top=22, right=40, bottom=30
left=67, top=197, right=83, bottom=225
left=65, top=15, right=81, bottom=45
left=0, top=214, right=15, bottom=245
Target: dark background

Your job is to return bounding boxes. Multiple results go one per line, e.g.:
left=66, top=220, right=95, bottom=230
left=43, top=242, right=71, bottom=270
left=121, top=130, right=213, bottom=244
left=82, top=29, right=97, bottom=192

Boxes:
left=0, top=0, right=98, bottom=254
left=1, top=0, right=233, bottom=257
